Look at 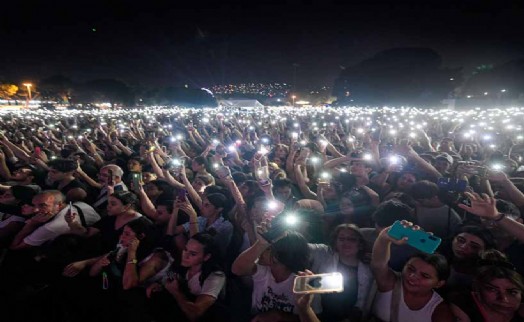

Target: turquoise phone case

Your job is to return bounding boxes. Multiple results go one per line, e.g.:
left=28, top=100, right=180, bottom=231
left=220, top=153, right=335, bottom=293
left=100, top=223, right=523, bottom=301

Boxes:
left=387, top=220, right=441, bottom=254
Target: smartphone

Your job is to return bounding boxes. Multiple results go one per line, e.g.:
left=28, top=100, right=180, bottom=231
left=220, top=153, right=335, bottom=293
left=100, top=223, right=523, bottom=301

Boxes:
left=261, top=220, right=287, bottom=243
left=261, top=213, right=296, bottom=243
left=177, top=189, right=187, bottom=200
left=163, top=159, right=182, bottom=172
left=318, top=171, right=331, bottom=185
left=437, top=177, right=467, bottom=193
left=388, top=220, right=442, bottom=254
left=108, top=169, right=114, bottom=186
left=106, top=247, right=119, bottom=262
left=132, top=172, right=142, bottom=189
left=293, top=273, right=344, bottom=294
left=256, top=166, right=270, bottom=186
left=467, top=166, right=488, bottom=177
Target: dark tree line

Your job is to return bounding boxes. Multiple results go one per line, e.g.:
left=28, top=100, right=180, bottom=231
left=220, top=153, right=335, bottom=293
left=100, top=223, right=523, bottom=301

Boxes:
left=36, top=76, right=217, bottom=108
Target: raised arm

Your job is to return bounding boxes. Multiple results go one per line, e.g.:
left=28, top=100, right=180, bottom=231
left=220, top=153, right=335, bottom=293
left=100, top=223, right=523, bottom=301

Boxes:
left=371, top=225, right=408, bottom=292
left=0, top=136, right=31, bottom=162
left=122, top=242, right=166, bottom=290
left=231, top=238, right=269, bottom=276
left=396, top=143, right=441, bottom=179
left=323, top=155, right=351, bottom=169
left=294, top=164, right=317, bottom=199
left=177, top=197, right=199, bottom=238
left=136, top=184, right=158, bottom=220
left=179, top=165, right=202, bottom=209
left=75, top=164, right=102, bottom=189
left=488, top=170, right=524, bottom=207
left=459, top=192, right=524, bottom=244
left=0, top=149, right=13, bottom=180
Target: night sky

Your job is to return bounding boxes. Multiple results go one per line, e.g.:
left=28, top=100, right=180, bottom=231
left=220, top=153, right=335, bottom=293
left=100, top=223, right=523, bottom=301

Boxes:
left=1, top=0, right=523, bottom=89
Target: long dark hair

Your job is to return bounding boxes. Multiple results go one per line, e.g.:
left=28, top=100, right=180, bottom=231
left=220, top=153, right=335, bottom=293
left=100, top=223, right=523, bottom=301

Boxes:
left=191, top=232, right=224, bottom=286
left=174, top=232, right=224, bottom=287
left=125, top=217, right=155, bottom=262
left=111, top=191, right=138, bottom=209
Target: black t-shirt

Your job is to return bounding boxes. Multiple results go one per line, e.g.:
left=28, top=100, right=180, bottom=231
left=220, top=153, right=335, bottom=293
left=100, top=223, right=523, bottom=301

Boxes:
left=92, top=216, right=125, bottom=253
left=321, top=261, right=359, bottom=321
left=0, top=203, right=21, bottom=221
left=505, top=241, right=524, bottom=278
left=53, top=179, right=88, bottom=197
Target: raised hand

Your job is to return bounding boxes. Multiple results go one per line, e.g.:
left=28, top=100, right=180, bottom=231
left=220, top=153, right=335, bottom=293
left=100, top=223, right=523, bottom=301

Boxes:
left=457, top=192, right=498, bottom=219
left=127, top=237, right=140, bottom=255
left=378, top=220, right=417, bottom=245
left=294, top=269, right=315, bottom=313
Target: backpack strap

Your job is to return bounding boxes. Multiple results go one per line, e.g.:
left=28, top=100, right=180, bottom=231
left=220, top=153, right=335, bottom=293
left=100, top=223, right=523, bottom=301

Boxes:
left=72, top=204, right=87, bottom=227
left=390, top=274, right=402, bottom=322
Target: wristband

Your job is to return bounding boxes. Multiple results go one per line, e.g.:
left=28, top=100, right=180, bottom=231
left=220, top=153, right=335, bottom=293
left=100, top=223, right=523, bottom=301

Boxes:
left=190, top=221, right=198, bottom=225
left=127, top=259, right=138, bottom=265
left=494, top=213, right=506, bottom=222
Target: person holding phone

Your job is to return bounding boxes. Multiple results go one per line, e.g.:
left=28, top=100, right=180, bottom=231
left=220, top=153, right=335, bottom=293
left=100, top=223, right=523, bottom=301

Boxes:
left=371, top=221, right=455, bottom=322
left=62, top=217, right=171, bottom=321
left=135, top=180, right=174, bottom=224
left=232, top=224, right=320, bottom=321
left=294, top=270, right=322, bottom=322
left=309, top=224, right=374, bottom=322
left=146, top=232, right=227, bottom=322
left=89, top=165, right=128, bottom=215
left=46, top=158, right=88, bottom=202
left=67, top=191, right=143, bottom=254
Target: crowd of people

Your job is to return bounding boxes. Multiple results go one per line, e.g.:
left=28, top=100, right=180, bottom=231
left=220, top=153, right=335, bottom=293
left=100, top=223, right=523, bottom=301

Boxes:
left=0, top=105, right=524, bottom=322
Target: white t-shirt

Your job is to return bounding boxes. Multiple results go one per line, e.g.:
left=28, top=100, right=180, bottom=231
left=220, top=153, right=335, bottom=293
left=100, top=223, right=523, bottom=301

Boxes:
left=0, top=215, right=25, bottom=229
left=187, top=271, right=226, bottom=299
left=251, top=264, right=321, bottom=315
left=372, top=280, right=443, bottom=322
left=24, top=202, right=101, bottom=246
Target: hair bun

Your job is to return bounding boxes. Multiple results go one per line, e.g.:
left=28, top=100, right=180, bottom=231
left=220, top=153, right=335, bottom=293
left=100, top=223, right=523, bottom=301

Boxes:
left=477, top=249, right=516, bottom=271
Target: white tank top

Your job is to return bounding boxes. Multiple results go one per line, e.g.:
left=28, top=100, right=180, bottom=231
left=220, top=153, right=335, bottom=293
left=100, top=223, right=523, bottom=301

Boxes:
left=139, top=249, right=174, bottom=286
left=372, top=280, right=443, bottom=322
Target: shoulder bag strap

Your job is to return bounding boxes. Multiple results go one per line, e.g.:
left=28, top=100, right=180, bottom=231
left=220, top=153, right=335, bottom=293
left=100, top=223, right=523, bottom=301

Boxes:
left=390, top=275, right=402, bottom=322
left=72, top=204, right=87, bottom=227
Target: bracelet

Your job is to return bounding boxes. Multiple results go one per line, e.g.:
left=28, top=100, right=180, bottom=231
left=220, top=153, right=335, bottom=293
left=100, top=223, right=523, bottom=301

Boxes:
left=190, top=221, right=198, bottom=224
left=127, top=259, right=138, bottom=265
left=494, top=213, right=506, bottom=222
